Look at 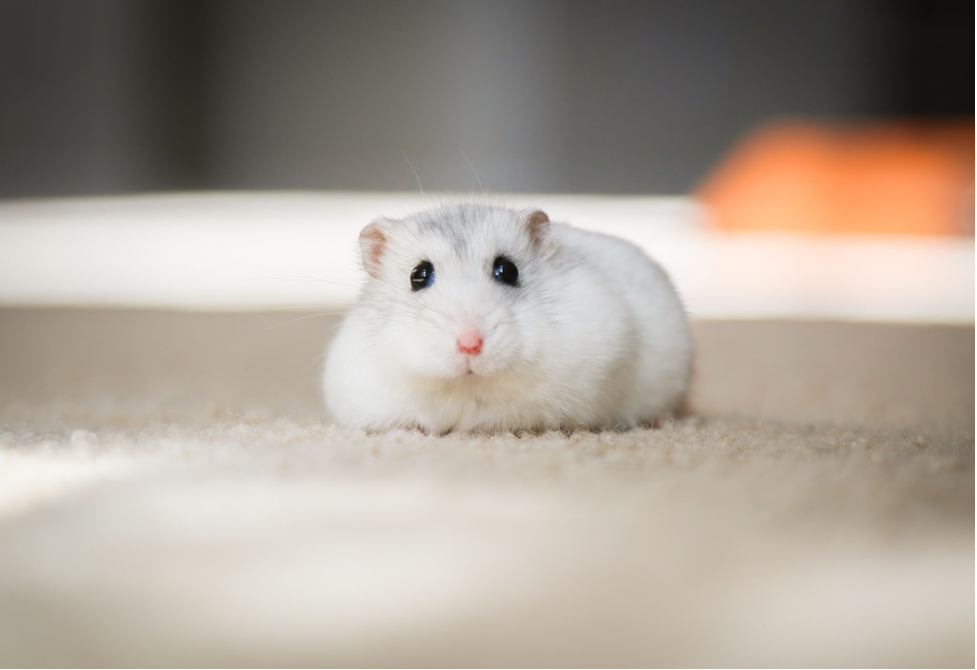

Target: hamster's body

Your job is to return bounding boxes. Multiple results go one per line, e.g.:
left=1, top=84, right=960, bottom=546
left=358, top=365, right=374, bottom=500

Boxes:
left=323, top=204, right=692, bottom=434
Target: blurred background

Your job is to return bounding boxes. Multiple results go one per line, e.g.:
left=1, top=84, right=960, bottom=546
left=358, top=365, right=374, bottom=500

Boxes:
left=0, top=0, right=972, bottom=198
left=0, top=0, right=972, bottom=318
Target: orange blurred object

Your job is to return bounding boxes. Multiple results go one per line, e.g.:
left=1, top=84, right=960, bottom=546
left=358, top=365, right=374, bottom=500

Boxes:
left=697, top=120, right=975, bottom=236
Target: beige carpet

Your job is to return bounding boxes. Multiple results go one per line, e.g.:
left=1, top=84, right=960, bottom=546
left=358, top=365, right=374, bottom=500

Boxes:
left=0, top=309, right=972, bottom=667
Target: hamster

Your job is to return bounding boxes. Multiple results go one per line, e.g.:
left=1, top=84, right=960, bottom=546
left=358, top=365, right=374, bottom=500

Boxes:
left=323, top=203, right=693, bottom=434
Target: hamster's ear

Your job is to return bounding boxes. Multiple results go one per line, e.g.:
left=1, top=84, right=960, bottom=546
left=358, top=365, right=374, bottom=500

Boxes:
left=524, top=209, right=552, bottom=252
left=359, top=219, right=395, bottom=278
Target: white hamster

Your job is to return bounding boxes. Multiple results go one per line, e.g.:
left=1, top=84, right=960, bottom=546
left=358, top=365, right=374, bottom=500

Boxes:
left=323, top=203, right=693, bottom=434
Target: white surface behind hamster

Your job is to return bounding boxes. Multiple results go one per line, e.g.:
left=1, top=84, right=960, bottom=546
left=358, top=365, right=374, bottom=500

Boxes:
left=0, top=192, right=972, bottom=322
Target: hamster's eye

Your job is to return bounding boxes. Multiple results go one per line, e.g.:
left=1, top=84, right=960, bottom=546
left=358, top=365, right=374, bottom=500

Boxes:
left=410, top=261, right=435, bottom=291
left=492, top=256, right=519, bottom=287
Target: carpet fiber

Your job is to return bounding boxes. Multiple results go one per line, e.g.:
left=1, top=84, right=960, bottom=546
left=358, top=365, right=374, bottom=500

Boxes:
left=0, top=309, right=973, bottom=666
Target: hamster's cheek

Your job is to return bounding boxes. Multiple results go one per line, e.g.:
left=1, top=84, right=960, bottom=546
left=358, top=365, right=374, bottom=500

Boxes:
left=474, top=324, right=519, bottom=375
left=500, top=305, right=548, bottom=366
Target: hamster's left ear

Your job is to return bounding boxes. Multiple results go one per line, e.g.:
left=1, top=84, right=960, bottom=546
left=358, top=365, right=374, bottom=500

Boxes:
left=359, top=219, right=395, bottom=278
left=525, top=209, right=551, bottom=251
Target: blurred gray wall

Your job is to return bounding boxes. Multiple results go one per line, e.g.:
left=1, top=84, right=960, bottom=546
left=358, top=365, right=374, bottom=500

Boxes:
left=0, top=0, right=970, bottom=198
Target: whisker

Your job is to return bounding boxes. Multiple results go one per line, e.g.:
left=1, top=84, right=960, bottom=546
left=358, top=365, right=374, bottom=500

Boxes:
left=303, top=352, right=327, bottom=373
left=404, top=154, right=425, bottom=196
left=460, top=148, right=485, bottom=194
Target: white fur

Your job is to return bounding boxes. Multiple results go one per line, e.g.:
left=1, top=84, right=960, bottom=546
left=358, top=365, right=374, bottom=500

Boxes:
left=323, top=204, right=693, bottom=433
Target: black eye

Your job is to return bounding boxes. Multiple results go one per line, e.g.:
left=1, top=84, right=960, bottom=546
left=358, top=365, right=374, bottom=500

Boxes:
left=493, top=256, right=519, bottom=286
left=410, top=261, right=434, bottom=291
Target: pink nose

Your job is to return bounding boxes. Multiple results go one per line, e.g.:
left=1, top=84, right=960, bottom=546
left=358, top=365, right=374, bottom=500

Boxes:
left=456, top=329, right=483, bottom=356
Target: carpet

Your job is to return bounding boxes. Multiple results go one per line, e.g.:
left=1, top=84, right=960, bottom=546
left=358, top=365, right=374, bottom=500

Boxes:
left=0, top=309, right=972, bottom=667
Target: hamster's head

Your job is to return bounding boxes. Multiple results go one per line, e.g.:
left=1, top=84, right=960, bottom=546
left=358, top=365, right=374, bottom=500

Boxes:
left=356, top=204, right=558, bottom=380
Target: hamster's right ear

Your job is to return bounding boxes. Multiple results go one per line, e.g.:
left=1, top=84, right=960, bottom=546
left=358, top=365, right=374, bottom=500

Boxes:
left=358, top=219, right=396, bottom=278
